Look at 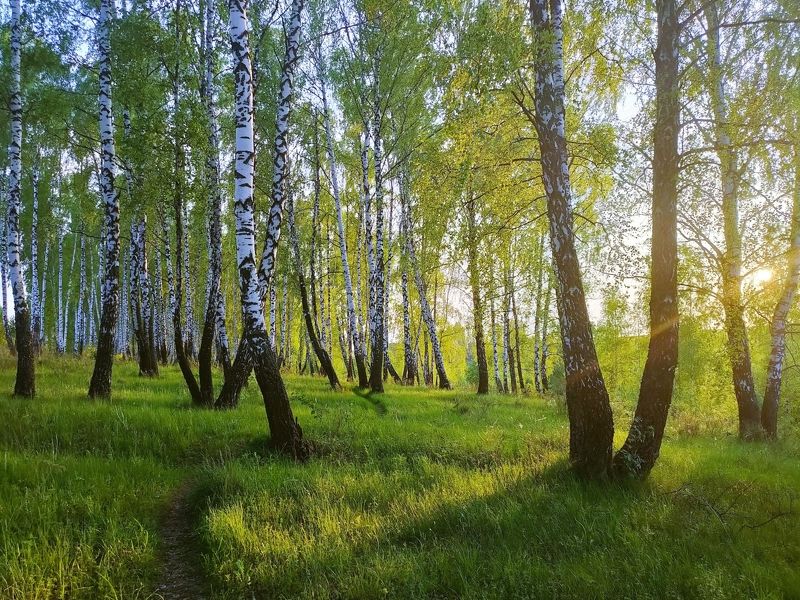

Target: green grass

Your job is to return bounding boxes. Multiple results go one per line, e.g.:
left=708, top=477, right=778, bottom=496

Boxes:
left=0, top=356, right=798, bottom=599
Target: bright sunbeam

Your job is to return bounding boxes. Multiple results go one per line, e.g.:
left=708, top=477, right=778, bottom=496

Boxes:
left=751, top=268, right=774, bottom=287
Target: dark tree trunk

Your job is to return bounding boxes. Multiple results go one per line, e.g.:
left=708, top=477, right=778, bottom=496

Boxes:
left=465, top=197, right=489, bottom=394
left=613, top=0, right=680, bottom=479
left=215, top=337, right=251, bottom=409
left=528, top=0, right=614, bottom=479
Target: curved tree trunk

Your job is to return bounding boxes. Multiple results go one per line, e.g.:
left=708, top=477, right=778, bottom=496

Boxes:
left=406, top=205, right=451, bottom=390
left=613, top=0, right=680, bottom=479
left=228, top=0, right=306, bottom=458
left=288, top=190, right=340, bottom=390
left=7, top=0, right=33, bottom=395
left=88, top=0, right=122, bottom=399
left=529, top=0, right=614, bottom=479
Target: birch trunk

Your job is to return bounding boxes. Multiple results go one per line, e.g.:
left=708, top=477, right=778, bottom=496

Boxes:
left=7, top=0, right=34, bottom=395
left=39, top=241, right=49, bottom=347
left=465, top=195, right=488, bottom=394
left=406, top=200, right=451, bottom=389
left=88, top=0, right=122, bottom=398
left=704, top=1, right=761, bottom=439
left=368, top=73, right=386, bottom=391
left=399, top=171, right=417, bottom=385
left=532, top=235, right=545, bottom=393
left=530, top=0, right=613, bottom=478
left=30, top=168, right=40, bottom=353
left=228, top=0, right=306, bottom=456
left=288, top=186, right=340, bottom=390
left=540, top=273, right=552, bottom=392
left=199, top=0, right=228, bottom=399
left=0, top=181, right=15, bottom=356
left=761, top=144, right=800, bottom=437
left=56, top=235, right=64, bottom=353
left=613, top=0, right=680, bottom=478
left=319, top=63, right=369, bottom=387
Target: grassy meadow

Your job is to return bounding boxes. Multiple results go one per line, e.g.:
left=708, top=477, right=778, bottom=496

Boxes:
left=0, top=354, right=798, bottom=599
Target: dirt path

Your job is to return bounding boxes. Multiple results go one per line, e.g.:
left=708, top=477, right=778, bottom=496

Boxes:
left=154, top=480, right=208, bottom=600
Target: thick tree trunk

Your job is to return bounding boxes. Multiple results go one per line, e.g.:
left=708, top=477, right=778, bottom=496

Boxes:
left=133, top=217, right=158, bottom=376
left=613, top=0, right=680, bottom=479
left=88, top=0, right=121, bottom=399
left=7, top=0, right=33, bottom=395
left=228, top=0, right=306, bottom=458
left=761, top=148, right=800, bottom=437
left=529, top=0, right=614, bottom=479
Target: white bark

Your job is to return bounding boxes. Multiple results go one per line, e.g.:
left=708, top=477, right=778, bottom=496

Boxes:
left=318, top=63, right=366, bottom=374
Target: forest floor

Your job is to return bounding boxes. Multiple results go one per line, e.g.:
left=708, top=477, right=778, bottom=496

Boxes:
left=0, top=356, right=799, bottom=599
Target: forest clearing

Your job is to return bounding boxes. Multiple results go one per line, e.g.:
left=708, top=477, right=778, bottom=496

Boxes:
left=1, top=0, right=799, bottom=596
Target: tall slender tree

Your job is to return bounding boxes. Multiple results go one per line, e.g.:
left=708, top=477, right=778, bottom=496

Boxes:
left=88, top=0, right=122, bottom=398
left=7, top=0, right=34, bottom=396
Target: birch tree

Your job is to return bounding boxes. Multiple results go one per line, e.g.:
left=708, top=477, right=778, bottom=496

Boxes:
left=527, top=0, right=614, bottom=478
left=228, top=0, right=306, bottom=457
left=7, top=0, right=35, bottom=396
left=88, top=0, right=122, bottom=399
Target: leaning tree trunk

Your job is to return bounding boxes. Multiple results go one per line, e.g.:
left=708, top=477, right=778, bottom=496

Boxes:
left=287, top=187, right=340, bottom=390
left=465, top=196, right=489, bottom=394
left=705, top=2, right=761, bottom=439
left=613, top=0, right=680, bottom=479
left=228, top=0, right=306, bottom=457
left=6, top=0, right=33, bottom=395
left=529, top=0, right=614, bottom=479
left=406, top=200, right=451, bottom=389
left=88, top=0, right=122, bottom=399
left=198, top=0, right=227, bottom=403
left=319, top=61, right=368, bottom=387
left=761, top=144, right=800, bottom=438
